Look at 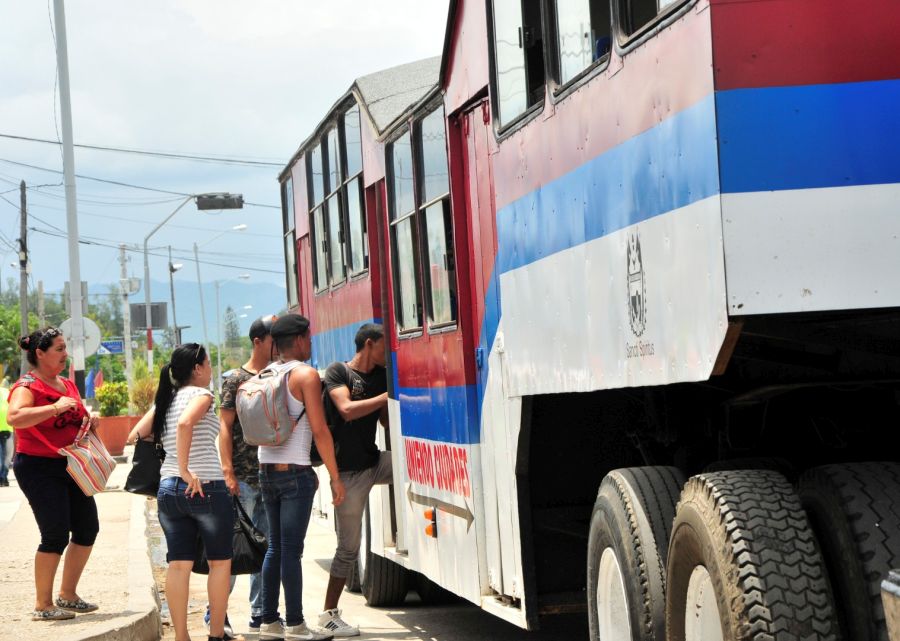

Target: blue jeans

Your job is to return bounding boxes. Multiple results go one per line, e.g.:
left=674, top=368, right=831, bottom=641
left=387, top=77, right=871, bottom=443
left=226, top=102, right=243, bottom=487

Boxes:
left=0, top=433, right=12, bottom=482
left=259, top=467, right=316, bottom=626
left=234, top=481, right=266, bottom=618
left=157, top=477, right=232, bottom=562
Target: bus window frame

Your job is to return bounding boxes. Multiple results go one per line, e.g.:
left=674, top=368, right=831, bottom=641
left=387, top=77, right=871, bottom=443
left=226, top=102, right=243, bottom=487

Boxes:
left=340, top=104, right=369, bottom=279
left=387, top=127, right=424, bottom=336
left=612, top=0, right=695, bottom=54
left=486, top=0, right=550, bottom=140
left=544, top=0, right=612, bottom=98
left=414, top=102, right=457, bottom=334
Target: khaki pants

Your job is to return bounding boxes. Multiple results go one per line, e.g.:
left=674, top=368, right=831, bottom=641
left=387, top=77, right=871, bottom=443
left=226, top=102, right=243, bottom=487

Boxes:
left=330, top=451, right=393, bottom=578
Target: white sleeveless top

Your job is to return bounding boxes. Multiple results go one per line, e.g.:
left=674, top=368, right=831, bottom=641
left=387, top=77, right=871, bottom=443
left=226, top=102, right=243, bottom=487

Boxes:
left=257, top=360, right=312, bottom=466
left=159, top=386, right=223, bottom=480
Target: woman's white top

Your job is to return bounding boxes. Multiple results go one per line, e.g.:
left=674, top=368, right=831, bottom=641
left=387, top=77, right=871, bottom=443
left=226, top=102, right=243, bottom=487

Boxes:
left=257, top=360, right=312, bottom=466
left=159, top=386, right=224, bottom=480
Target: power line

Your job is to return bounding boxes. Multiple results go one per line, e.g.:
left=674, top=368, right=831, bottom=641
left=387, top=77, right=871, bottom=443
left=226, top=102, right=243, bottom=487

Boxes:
left=28, top=226, right=284, bottom=275
left=0, top=132, right=284, bottom=167
left=0, top=157, right=280, bottom=209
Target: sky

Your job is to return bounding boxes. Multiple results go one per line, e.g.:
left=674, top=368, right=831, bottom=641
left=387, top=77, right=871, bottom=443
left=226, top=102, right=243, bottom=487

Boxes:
left=0, top=1, right=450, bottom=319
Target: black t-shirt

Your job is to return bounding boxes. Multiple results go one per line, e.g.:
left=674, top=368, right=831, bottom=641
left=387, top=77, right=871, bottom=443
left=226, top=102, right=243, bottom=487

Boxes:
left=323, top=361, right=386, bottom=472
left=220, top=366, right=260, bottom=487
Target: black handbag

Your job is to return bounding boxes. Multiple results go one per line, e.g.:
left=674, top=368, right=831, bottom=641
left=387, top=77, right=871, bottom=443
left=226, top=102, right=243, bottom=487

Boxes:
left=193, top=496, right=267, bottom=575
left=124, top=438, right=164, bottom=496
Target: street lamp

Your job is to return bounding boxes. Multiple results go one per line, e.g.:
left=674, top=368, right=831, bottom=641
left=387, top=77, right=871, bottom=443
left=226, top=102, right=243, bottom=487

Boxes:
left=143, top=192, right=243, bottom=370
left=215, top=273, right=250, bottom=390
left=193, top=223, right=248, bottom=351
left=167, top=246, right=184, bottom=345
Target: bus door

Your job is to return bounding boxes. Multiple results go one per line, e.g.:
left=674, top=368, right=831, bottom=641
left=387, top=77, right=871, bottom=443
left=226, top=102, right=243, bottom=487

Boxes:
left=384, top=102, right=483, bottom=601
left=457, top=99, right=525, bottom=605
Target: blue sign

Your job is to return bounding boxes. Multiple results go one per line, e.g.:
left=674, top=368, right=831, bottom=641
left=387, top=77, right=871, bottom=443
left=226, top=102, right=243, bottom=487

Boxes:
left=100, top=339, right=124, bottom=354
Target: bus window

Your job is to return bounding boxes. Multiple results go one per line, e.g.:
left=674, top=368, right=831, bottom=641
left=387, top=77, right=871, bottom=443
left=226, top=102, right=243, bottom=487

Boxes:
left=345, top=177, right=367, bottom=274
left=554, top=0, right=611, bottom=85
left=389, top=131, right=422, bottom=332
left=312, top=205, right=328, bottom=291
left=491, top=0, right=545, bottom=127
left=417, top=106, right=456, bottom=327
left=309, top=144, right=324, bottom=207
left=326, top=192, right=345, bottom=286
left=620, top=0, right=680, bottom=37
left=326, top=127, right=342, bottom=195
left=341, top=105, right=367, bottom=275
left=281, top=178, right=298, bottom=307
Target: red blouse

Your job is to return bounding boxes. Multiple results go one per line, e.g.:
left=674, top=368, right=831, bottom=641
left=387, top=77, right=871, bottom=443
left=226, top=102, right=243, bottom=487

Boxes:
left=10, top=373, right=88, bottom=458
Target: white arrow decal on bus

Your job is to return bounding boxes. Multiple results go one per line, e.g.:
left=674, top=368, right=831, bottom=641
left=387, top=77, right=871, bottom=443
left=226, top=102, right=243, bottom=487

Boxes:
left=407, top=484, right=474, bottom=532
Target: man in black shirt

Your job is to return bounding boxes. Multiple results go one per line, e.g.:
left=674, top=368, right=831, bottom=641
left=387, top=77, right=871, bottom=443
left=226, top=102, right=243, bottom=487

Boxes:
left=318, top=323, right=389, bottom=637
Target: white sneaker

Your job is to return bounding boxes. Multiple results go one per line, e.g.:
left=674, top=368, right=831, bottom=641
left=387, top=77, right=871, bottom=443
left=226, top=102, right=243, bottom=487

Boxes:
left=286, top=622, right=333, bottom=640
left=259, top=619, right=285, bottom=641
left=317, top=609, right=359, bottom=638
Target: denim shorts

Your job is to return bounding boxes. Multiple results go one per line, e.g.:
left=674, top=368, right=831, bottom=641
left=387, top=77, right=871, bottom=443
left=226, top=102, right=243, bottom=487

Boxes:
left=157, top=477, right=232, bottom=562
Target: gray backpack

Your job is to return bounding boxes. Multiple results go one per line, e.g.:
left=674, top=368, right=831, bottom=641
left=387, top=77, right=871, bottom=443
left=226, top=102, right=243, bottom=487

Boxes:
left=235, top=362, right=306, bottom=446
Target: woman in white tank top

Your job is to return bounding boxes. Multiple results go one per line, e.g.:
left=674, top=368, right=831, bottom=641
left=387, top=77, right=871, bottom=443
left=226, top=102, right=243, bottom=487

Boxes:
left=257, top=315, right=345, bottom=641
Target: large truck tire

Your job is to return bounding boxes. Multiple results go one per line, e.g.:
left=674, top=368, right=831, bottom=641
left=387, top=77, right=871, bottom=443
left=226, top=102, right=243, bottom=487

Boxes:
left=799, top=462, right=900, bottom=641
left=666, top=470, right=839, bottom=641
left=359, top=503, right=409, bottom=606
left=586, top=466, right=685, bottom=641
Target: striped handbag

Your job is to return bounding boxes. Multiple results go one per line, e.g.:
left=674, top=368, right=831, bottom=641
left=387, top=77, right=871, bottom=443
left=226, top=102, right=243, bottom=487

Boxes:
left=32, top=423, right=117, bottom=496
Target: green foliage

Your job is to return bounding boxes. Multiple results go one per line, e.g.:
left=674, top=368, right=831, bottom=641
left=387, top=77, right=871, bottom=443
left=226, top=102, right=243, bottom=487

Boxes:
left=95, top=381, right=129, bottom=417
left=130, top=356, right=157, bottom=415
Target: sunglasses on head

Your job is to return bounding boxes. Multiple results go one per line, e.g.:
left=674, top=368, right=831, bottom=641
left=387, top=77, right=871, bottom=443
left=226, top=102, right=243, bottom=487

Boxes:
left=37, top=328, right=62, bottom=350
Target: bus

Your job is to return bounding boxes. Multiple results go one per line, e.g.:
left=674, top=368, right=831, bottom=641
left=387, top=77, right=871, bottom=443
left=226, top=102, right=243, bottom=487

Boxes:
left=279, top=1, right=900, bottom=639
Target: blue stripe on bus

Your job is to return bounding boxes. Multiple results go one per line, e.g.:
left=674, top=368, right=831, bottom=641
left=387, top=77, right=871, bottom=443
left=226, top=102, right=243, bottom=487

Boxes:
left=397, top=384, right=479, bottom=445
left=717, top=79, right=900, bottom=194
left=310, top=318, right=378, bottom=370
left=495, top=93, right=720, bottom=276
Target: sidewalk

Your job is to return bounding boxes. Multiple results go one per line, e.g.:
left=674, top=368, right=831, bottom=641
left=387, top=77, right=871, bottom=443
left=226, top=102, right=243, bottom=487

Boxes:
left=0, top=448, right=161, bottom=641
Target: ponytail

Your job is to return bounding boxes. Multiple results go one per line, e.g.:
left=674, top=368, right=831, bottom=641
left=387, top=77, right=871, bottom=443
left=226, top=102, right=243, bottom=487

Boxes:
left=150, top=343, right=207, bottom=441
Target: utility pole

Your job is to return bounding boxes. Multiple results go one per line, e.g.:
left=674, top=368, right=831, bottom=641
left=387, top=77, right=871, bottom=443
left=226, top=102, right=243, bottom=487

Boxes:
left=37, top=281, right=45, bottom=326
left=168, top=245, right=181, bottom=344
left=19, top=180, right=29, bottom=374
left=54, top=0, right=87, bottom=395
left=119, top=245, right=133, bottom=397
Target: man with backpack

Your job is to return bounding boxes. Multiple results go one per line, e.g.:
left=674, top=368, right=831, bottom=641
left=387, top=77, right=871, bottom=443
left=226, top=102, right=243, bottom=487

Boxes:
left=317, top=323, right=390, bottom=638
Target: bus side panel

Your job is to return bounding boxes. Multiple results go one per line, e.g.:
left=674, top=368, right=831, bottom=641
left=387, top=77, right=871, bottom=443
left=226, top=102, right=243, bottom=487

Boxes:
left=493, top=6, right=726, bottom=396
left=443, top=0, right=490, bottom=115
left=713, top=0, right=900, bottom=315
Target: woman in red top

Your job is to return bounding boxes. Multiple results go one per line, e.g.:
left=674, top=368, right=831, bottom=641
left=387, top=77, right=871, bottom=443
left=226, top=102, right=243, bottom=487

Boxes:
left=7, top=327, right=101, bottom=621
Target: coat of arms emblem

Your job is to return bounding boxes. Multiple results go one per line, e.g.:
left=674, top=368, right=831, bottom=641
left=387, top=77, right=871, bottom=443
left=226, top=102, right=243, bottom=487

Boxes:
left=627, top=231, right=646, bottom=337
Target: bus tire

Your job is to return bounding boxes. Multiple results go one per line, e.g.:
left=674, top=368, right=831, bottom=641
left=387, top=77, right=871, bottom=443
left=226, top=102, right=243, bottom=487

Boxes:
left=360, top=504, right=408, bottom=606
left=666, top=470, right=839, bottom=641
left=799, top=462, right=900, bottom=641
left=587, top=466, right=685, bottom=641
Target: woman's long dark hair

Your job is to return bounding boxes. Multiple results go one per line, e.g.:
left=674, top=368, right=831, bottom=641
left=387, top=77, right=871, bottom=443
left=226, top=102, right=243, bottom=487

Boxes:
left=151, top=343, right=207, bottom=441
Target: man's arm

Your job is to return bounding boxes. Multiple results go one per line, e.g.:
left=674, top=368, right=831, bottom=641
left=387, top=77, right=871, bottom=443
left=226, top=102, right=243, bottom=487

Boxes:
left=328, top=385, right=387, bottom=422
left=218, top=407, right=239, bottom=495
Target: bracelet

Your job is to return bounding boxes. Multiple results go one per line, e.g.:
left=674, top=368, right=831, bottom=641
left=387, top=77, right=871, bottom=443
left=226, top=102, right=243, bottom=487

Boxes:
left=52, top=403, right=59, bottom=416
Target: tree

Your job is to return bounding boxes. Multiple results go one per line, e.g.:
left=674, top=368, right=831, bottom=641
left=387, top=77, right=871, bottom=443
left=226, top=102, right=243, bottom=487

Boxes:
left=224, top=306, right=241, bottom=348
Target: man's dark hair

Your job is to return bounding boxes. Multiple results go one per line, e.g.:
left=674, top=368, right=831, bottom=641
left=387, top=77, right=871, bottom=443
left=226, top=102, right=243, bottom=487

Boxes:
left=354, top=323, right=384, bottom=352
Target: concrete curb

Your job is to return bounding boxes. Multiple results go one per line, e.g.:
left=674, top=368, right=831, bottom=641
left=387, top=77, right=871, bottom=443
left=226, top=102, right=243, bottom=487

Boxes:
left=75, top=494, right=161, bottom=641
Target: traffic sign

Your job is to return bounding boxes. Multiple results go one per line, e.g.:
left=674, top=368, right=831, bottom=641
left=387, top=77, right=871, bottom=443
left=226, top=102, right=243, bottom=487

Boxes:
left=100, top=339, right=124, bottom=354
left=59, top=317, right=102, bottom=357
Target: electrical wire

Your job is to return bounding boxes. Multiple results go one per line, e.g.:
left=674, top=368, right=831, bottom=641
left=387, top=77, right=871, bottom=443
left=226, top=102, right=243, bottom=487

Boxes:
left=0, top=132, right=284, bottom=168
left=0, top=157, right=280, bottom=209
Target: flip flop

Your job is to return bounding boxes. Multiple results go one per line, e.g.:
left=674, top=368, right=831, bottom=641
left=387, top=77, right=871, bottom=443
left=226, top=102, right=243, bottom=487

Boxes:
left=55, top=596, right=99, bottom=613
left=32, top=608, right=76, bottom=621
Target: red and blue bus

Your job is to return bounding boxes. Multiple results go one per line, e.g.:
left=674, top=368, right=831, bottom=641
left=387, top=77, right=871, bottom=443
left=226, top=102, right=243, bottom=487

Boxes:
left=280, top=1, right=900, bottom=638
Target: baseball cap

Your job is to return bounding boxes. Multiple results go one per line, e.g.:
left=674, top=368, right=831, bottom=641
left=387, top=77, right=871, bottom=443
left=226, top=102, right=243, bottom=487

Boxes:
left=270, top=314, right=310, bottom=339
left=248, top=314, right=277, bottom=340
